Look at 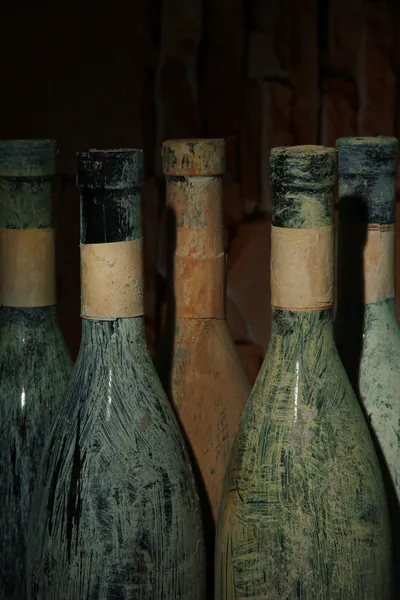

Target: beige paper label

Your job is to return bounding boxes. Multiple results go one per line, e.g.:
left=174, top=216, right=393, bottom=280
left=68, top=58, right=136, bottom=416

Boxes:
left=81, top=238, right=144, bottom=320
left=364, top=225, right=395, bottom=304
left=271, top=225, right=334, bottom=310
left=0, top=228, right=56, bottom=307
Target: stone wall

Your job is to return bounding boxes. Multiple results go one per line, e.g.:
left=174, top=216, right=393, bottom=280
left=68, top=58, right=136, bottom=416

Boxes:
left=0, top=0, right=399, bottom=383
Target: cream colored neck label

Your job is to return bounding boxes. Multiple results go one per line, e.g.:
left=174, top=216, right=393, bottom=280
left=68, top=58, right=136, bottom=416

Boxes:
left=364, top=224, right=395, bottom=304
left=271, top=225, right=334, bottom=311
left=0, top=228, right=56, bottom=307
left=81, top=238, right=144, bottom=320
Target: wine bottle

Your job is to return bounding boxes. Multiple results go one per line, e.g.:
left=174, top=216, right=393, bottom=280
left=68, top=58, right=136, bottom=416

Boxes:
left=335, top=136, right=400, bottom=498
left=215, top=145, right=392, bottom=599
left=0, top=139, right=72, bottom=599
left=335, top=136, right=400, bottom=596
left=155, top=138, right=250, bottom=517
left=27, top=149, right=206, bottom=600
left=155, top=138, right=250, bottom=595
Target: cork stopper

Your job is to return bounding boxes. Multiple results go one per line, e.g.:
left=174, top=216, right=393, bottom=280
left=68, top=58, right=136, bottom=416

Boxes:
left=162, top=138, right=225, bottom=177
left=0, top=139, right=56, bottom=177
left=270, top=145, right=337, bottom=229
left=76, top=148, right=144, bottom=190
left=336, top=137, right=398, bottom=176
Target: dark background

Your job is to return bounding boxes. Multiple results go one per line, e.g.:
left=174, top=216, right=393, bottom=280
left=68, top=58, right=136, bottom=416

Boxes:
left=1, top=0, right=399, bottom=383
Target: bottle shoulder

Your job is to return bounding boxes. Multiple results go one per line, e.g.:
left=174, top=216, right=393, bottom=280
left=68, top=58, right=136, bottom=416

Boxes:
left=28, top=343, right=206, bottom=598
left=46, top=341, right=195, bottom=477
left=227, top=328, right=380, bottom=487
left=165, top=319, right=249, bottom=372
left=0, top=311, right=72, bottom=417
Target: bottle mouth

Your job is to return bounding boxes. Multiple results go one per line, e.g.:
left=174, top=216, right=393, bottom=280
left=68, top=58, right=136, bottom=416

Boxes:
left=76, top=149, right=144, bottom=189
left=280, top=144, right=334, bottom=154
left=269, top=145, right=337, bottom=191
left=77, top=148, right=144, bottom=162
left=162, top=138, right=226, bottom=177
left=87, top=148, right=142, bottom=154
left=337, top=136, right=398, bottom=146
left=163, top=138, right=225, bottom=145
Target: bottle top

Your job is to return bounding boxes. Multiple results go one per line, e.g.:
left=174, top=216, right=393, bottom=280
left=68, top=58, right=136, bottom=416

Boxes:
left=270, top=145, right=337, bottom=190
left=270, top=146, right=337, bottom=229
left=76, top=149, right=144, bottom=190
left=0, top=139, right=56, bottom=177
left=162, top=138, right=225, bottom=177
left=336, top=137, right=398, bottom=176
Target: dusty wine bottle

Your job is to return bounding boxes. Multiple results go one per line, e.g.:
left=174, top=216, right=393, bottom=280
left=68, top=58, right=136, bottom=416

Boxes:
left=215, top=145, right=392, bottom=599
left=27, top=149, right=206, bottom=599
left=0, top=139, right=72, bottom=599
left=335, top=136, right=400, bottom=596
left=154, top=138, right=250, bottom=595
left=335, top=136, right=400, bottom=497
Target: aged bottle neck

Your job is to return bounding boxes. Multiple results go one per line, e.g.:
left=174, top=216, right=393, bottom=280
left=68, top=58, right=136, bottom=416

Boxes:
left=0, top=306, right=58, bottom=332
left=80, top=316, right=147, bottom=353
left=167, top=175, right=226, bottom=319
left=0, top=175, right=56, bottom=309
left=270, top=308, right=334, bottom=343
left=78, top=159, right=145, bottom=343
left=269, top=145, right=336, bottom=340
left=337, top=173, right=396, bottom=312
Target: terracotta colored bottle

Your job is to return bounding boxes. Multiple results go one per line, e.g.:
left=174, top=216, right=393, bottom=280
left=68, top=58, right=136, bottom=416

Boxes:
left=335, top=136, right=400, bottom=595
left=27, top=149, right=206, bottom=599
left=0, top=139, right=72, bottom=599
left=154, top=138, right=250, bottom=591
left=215, top=145, right=392, bottom=599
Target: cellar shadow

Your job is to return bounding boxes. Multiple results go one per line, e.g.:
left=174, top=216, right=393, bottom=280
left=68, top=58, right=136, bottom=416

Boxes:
left=334, top=195, right=400, bottom=597
left=153, top=202, right=215, bottom=600
left=54, top=172, right=81, bottom=361
left=334, top=195, right=366, bottom=397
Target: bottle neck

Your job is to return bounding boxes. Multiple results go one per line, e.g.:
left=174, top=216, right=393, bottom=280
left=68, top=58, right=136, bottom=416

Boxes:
left=0, top=177, right=55, bottom=309
left=1, top=227, right=56, bottom=308
left=0, top=305, right=57, bottom=326
left=337, top=174, right=396, bottom=309
left=271, top=307, right=333, bottom=338
left=80, top=237, right=144, bottom=323
left=168, top=175, right=226, bottom=319
left=80, top=316, right=147, bottom=352
left=0, top=307, right=59, bottom=351
left=363, top=223, right=395, bottom=305
left=79, top=226, right=147, bottom=348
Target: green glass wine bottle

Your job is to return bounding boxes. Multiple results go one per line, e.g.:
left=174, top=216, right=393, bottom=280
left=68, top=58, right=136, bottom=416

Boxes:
left=335, top=136, right=400, bottom=596
left=27, top=149, right=206, bottom=599
left=335, top=136, right=400, bottom=497
left=0, top=139, right=73, bottom=599
left=215, top=145, right=392, bottom=599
